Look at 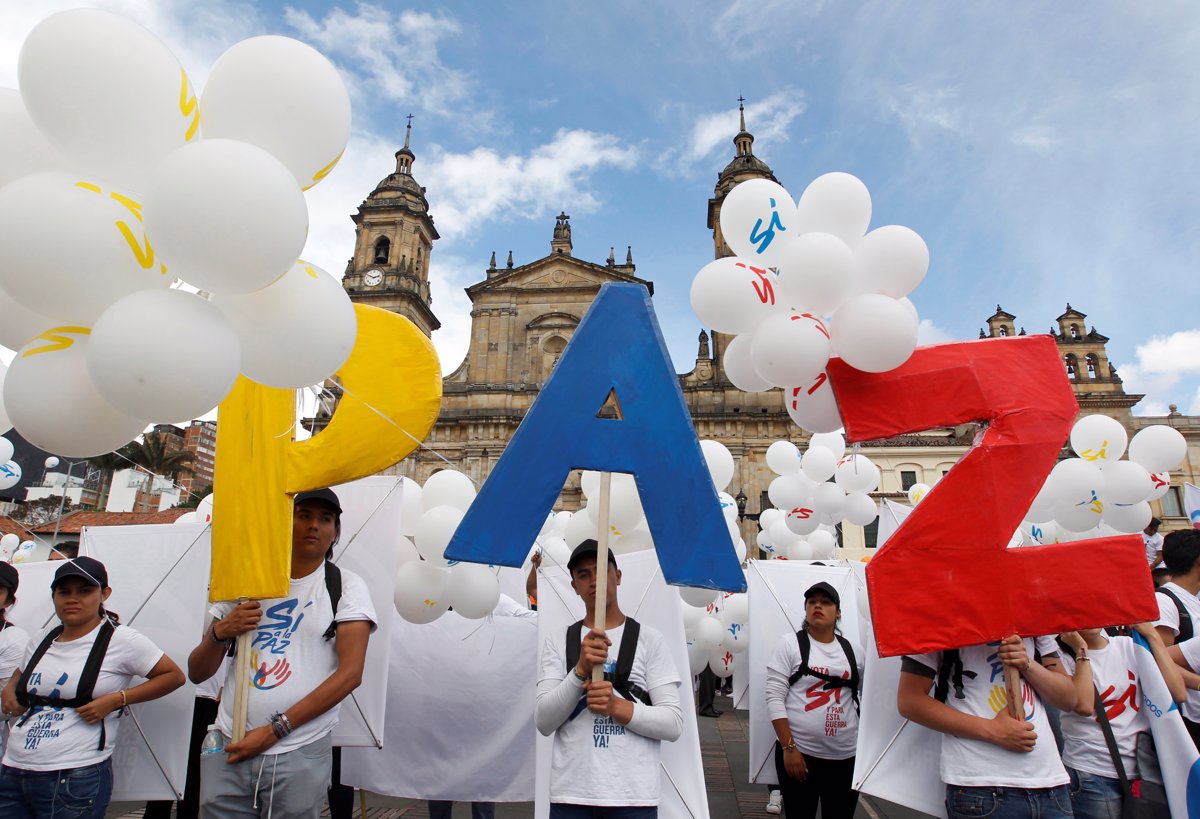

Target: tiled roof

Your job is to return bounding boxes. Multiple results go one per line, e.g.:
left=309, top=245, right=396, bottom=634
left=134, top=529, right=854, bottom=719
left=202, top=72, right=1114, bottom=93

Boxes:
left=30, top=508, right=191, bottom=534
left=0, top=516, right=37, bottom=539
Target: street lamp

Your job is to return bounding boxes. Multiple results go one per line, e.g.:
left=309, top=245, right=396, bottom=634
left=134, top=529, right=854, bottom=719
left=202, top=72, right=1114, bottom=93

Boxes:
left=735, top=488, right=747, bottom=519
left=46, top=456, right=85, bottom=546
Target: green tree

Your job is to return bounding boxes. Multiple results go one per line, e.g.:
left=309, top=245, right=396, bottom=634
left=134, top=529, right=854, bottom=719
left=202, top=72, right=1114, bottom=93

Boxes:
left=122, top=432, right=195, bottom=512
left=175, top=483, right=212, bottom=509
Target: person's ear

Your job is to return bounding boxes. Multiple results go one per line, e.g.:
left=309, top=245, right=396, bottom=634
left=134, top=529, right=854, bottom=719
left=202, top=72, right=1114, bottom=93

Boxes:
left=102, top=586, right=113, bottom=602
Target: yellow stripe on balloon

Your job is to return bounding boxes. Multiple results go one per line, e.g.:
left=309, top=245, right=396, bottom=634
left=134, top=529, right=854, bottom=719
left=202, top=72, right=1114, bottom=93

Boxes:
left=23, top=326, right=91, bottom=357
left=302, top=150, right=345, bottom=191
left=109, top=192, right=145, bottom=222
left=179, top=69, right=200, bottom=142
left=74, top=182, right=103, bottom=194
left=210, top=305, right=442, bottom=601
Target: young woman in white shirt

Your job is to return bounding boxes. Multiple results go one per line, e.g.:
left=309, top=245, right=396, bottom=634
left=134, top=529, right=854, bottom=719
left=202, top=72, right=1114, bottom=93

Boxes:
left=0, top=556, right=184, bottom=818
left=765, top=582, right=864, bottom=819
left=0, top=563, right=29, bottom=758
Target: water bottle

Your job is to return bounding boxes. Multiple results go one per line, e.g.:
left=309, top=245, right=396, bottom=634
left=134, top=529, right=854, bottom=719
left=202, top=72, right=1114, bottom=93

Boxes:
left=200, top=724, right=224, bottom=755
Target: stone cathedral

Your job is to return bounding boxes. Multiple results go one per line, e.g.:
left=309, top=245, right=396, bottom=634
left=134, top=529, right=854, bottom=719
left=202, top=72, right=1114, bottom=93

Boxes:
left=330, top=111, right=1199, bottom=553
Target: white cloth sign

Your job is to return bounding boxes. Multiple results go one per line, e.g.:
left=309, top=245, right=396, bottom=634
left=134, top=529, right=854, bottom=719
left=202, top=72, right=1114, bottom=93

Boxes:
left=341, top=608, right=539, bottom=801
left=745, top=560, right=862, bottom=786
left=535, top=550, right=710, bottom=819
left=8, top=525, right=210, bottom=801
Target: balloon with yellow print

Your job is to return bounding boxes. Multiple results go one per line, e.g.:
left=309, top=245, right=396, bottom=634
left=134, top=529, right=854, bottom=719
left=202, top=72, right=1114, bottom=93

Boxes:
left=18, top=9, right=199, bottom=193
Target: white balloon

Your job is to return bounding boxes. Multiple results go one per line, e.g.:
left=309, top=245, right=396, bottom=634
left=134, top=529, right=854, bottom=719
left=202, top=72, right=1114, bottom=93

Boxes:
left=87, top=289, right=240, bottom=422
left=793, top=172, right=872, bottom=245
left=213, top=260, right=357, bottom=388
left=784, top=372, right=843, bottom=435
left=723, top=332, right=774, bottom=392
left=200, top=36, right=351, bottom=191
left=580, top=470, right=600, bottom=499
left=1103, top=501, right=1152, bottom=535
left=413, top=505, right=465, bottom=567
left=0, top=286, right=54, bottom=354
left=687, top=638, right=709, bottom=676
left=843, top=492, right=879, bottom=526
left=759, top=508, right=784, bottom=531
left=395, top=535, right=421, bottom=565
left=553, top=510, right=574, bottom=537
left=768, top=474, right=813, bottom=510
left=1024, top=519, right=1058, bottom=545
left=786, top=540, right=814, bottom=560
left=735, top=538, right=748, bottom=563
left=681, top=603, right=706, bottom=638
left=700, top=440, right=735, bottom=491
left=606, top=473, right=646, bottom=532
left=831, top=294, right=919, bottom=373
left=1055, top=497, right=1104, bottom=533
left=612, top=528, right=653, bottom=555
left=808, top=529, right=836, bottom=559
left=854, top=225, right=929, bottom=298
left=0, top=173, right=171, bottom=324
left=0, top=533, right=20, bottom=560
left=771, top=516, right=804, bottom=545
left=145, top=139, right=308, bottom=295
left=421, top=470, right=476, bottom=513
left=801, top=447, right=837, bottom=482
left=538, top=535, right=571, bottom=569
left=765, top=441, right=801, bottom=476
left=812, top=483, right=847, bottom=521
left=18, top=9, right=196, bottom=191
left=0, top=460, right=21, bottom=491
left=755, top=529, right=777, bottom=558
left=774, top=232, right=857, bottom=315
left=784, top=506, right=821, bottom=536
left=718, top=492, right=739, bottom=523
left=195, top=494, right=214, bottom=524
left=749, top=311, right=831, bottom=388
left=564, top=509, right=598, bottom=548
left=694, top=616, right=726, bottom=653
left=1026, top=477, right=1058, bottom=524
left=690, top=257, right=781, bottom=335
left=719, top=178, right=800, bottom=267
left=720, top=593, right=749, bottom=627
left=709, top=647, right=735, bottom=678
left=835, top=454, right=880, bottom=493
left=0, top=437, right=12, bottom=464
left=399, top=477, right=423, bottom=536
left=725, top=619, right=750, bottom=654
left=446, top=563, right=500, bottom=619
left=1128, top=425, right=1187, bottom=474
left=0, top=87, right=69, bottom=189
left=808, top=432, right=846, bottom=460
left=393, top=560, right=449, bottom=624
left=1146, top=471, right=1172, bottom=502
left=1070, top=415, right=1128, bottom=464
left=1049, top=459, right=1105, bottom=506
left=680, top=586, right=718, bottom=609
left=1101, top=461, right=1153, bottom=505
left=907, top=483, right=932, bottom=505
left=4, top=328, right=147, bottom=457
left=0, top=369, right=9, bottom=434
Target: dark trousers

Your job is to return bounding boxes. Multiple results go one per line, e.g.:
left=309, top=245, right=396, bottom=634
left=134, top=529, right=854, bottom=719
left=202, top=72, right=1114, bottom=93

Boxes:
left=328, top=746, right=355, bottom=819
left=773, top=743, right=858, bottom=819
left=697, top=667, right=717, bottom=712
left=1185, top=717, right=1200, bottom=752
left=549, top=805, right=656, bottom=818
left=428, top=801, right=497, bottom=819
left=144, top=696, right=220, bottom=819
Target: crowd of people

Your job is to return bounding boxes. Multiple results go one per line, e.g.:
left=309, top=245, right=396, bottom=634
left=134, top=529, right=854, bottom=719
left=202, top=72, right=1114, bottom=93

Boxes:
left=0, top=491, right=1195, bottom=819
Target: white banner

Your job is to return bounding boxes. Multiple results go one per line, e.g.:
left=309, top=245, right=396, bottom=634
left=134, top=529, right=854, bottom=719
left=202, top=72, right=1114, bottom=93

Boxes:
left=8, top=524, right=211, bottom=801
left=745, top=560, right=863, bottom=786
left=1132, top=630, right=1199, bottom=817
left=535, top=550, right=710, bottom=819
left=1185, top=482, right=1200, bottom=530
left=342, top=607, right=539, bottom=801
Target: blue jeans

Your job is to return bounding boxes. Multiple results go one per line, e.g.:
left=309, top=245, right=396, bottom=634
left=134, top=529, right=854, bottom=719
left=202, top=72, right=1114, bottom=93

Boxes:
left=549, top=805, right=657, bottom=818
left=0, top=758, right=114, bottom=819
left=945, top=784, right=1073, bottom=818
left=1066, top=767, right=1122, bottom=819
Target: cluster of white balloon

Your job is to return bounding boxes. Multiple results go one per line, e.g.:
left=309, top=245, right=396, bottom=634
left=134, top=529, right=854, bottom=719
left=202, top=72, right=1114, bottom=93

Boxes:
left=754, top=433, right=880, bottom=560
left=682, top=591, right=748, bottom=680
left=0, top=533, right=32, bottom=562
left=690, top=174, right=929, bottom=434
left=0, top=10, right=356, bottom=457
left=0, top=437, right=19, bottom=491
left=1020, top=416, right=1187, bottom=543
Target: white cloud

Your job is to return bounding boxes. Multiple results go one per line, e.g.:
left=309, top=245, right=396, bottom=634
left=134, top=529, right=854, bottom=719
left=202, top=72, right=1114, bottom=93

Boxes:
left=669, top=89, right=807, bottom=170
left=916, top=318, right=954, bottom=346
left=1191, top=386, right=1200, bottom=416
left=1130, top=330, right=1200, bottom=376
left=427, top=253, right=478, bottom=375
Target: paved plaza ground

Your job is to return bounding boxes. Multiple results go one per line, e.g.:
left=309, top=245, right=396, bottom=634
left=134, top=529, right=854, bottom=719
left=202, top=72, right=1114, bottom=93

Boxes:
left=110, top=693, right=926, bottom=818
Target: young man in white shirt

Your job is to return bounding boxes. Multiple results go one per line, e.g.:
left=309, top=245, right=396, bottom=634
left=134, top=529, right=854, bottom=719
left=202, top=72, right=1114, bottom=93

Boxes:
left=1144, top=518, right=1164, bottom=568
left=1153, top=528, right=1200, bottom=748
left=535, top=539, right=683, bottom=818
left=897, top=635, right=1077, bottom=819
left=189, top=488, right=377, bottom=818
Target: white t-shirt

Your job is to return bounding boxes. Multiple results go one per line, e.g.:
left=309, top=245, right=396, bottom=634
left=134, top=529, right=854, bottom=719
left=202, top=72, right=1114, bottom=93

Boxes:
left=1144, top=532, right=1164, bottom=565
left=765, top=631, right=863, bottom=759
left=539, top=620, right=681, bottom=806
left=0, top=621, right=31, bottom=757
left=906, top=640, right=1069, bottom=788
left=1154, top=582, right=1200, bottom=720
left=1060, top=637, right=1146, bottom=778
left=210, top=563, right=376, bottom=754
left=2, top=621, right=164, bottom=771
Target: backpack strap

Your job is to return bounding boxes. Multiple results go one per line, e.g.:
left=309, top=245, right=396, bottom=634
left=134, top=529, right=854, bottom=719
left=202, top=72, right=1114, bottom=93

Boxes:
left=322, top=561, right=343, bottom=641
left=1157, top=588, right=1193, bottom=642
left=834, top=634, right=861, bottom=711
left=787, top=630, right=861, bottom=711
left=15, top=625, right=65, bottom=708
left=933, top=648, right=976, bottom=702
left=610, top=617, right=651, bottom=706
left=17, top=620, right=116, bottom=751
left=564, top=619, right=585, bottom=676
left=788, top=630, right=812, bottom=688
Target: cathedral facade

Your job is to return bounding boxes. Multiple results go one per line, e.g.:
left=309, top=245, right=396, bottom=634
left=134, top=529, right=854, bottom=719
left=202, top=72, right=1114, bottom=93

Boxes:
left=336, top=113, right=1200, bottom=554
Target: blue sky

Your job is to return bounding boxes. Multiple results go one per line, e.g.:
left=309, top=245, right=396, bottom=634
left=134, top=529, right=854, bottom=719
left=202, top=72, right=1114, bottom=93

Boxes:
left=3, top=1, right=1198, bottom=415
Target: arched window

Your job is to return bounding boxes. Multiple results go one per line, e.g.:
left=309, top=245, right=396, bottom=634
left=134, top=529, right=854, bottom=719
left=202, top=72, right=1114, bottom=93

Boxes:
left=1086, top=354, right=1098, bottom=379
left=998, top=325, right=1008, bottom=337
left=373, top=237, right=390, bottom=265
left=1065, top=354, right=1078, bottom=380
left=1069, top=323, right=1079, bottom=339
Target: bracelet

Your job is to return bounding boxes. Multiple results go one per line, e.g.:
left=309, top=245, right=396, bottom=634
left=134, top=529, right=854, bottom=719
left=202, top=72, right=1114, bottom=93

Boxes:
left=782, top=740, right=797, bottom=752
left=210, top=622, right=230, bottom=644
left=269, top=712, right=293, bottom=739
left=119, top=690, right=128, bottom=709
left=572, top=666, right=587, bottom=684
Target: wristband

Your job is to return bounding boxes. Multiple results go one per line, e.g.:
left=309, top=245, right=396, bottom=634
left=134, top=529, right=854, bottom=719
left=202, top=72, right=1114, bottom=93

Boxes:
left=210, top=622, right=230, bottom=644
left=269, top=712, right=293, bottom=739
left=572, top=667, right=587, bottom=684
left=781, top=739, right=797, bottom=752
left=1075, top=656, right=1091, bottom=663
left=119, top=690, right=128, bottom=709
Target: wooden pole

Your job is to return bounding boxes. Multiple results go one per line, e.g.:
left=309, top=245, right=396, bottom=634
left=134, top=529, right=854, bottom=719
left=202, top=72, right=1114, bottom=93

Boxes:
left=1004, top=643, right=1022, bottom=720
left=231, top=628, right=253, bottom=742
left=591, top=471, right=613, bottom=684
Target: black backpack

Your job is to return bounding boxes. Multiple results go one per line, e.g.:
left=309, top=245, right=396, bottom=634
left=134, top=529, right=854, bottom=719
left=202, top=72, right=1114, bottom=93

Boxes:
left=564, top=617, right=652, bottom=706
left=16, top=619, right=117, bottom=751
left=1156, top=587, right=1192, bottom=642
left=933, top=648, right=978, bottom=703
left=787, top=630, right=861, bottom=712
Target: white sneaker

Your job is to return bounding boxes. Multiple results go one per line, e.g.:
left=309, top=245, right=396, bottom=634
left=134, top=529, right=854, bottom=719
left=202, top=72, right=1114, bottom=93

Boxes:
left=766, top=790, right=783, bottom=815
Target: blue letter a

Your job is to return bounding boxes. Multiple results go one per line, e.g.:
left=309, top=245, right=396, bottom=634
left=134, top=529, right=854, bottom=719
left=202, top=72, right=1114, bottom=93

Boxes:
left=444, top=283, right=745, bottom=592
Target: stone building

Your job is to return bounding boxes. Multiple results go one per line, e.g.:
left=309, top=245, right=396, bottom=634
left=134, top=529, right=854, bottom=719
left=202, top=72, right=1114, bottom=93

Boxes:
left=334, top=108, right=1200, bottom=555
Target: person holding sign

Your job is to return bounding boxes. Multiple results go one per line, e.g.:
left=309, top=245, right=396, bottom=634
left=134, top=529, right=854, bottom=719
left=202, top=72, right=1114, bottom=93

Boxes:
left=897, top=635, right=1077, bottom=819
left=0, top=563, right=28, bottom=758
left=765, top=581, right=864, bottom=819
left=189, top=488, right=376, bottom=819
left=0, top=557, right=185, bottom=818
left=535, top=539, right=683, bottom=817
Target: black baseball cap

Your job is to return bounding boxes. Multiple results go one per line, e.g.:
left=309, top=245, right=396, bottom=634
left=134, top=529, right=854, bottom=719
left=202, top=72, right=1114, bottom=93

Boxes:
left=0, top=562, right=17, bottom=593
left=52, top=556, right=108, bottom=589
left=294, top=488, right=342, bottom=515
left=567, top=538, right=618, bottom=573
left=804, top=581, right=840, bottom=608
